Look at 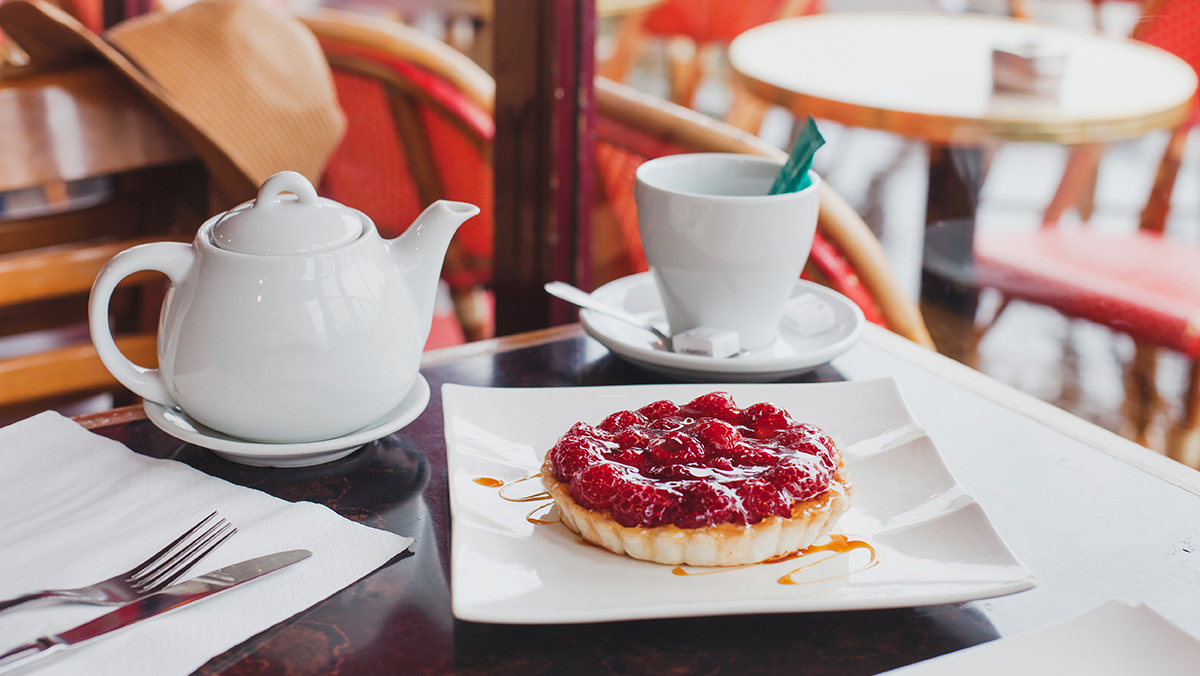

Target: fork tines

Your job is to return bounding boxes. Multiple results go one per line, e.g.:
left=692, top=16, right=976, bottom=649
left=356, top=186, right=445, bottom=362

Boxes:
left=129, top=512, right=237, bottom=593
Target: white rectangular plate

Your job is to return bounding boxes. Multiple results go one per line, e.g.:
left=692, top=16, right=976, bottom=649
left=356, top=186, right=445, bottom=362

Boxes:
left=444, top=380, right=1036, bottom=624
left=881, top=600, right=1200, bottom=675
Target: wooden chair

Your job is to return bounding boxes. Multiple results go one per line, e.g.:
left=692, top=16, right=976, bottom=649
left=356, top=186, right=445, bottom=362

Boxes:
left=972, top=0, right=1200, bottom=466
left=0, top=63, right=205, bottom=418
left=299, top=10, right=496, bottom=342
left=599, top=0, right=821, bottom=133
left=592, top=77, right=934, bottom=349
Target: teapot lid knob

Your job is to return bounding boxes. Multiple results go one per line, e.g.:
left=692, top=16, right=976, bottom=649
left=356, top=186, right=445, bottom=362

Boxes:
left=211, top=171, right=364, bottom=256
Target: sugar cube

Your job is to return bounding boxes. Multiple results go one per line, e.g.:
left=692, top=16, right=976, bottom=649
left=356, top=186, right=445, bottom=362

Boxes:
left=672, top=327, right=741, bottom=358
left=784, top=293, right=836, bottom=337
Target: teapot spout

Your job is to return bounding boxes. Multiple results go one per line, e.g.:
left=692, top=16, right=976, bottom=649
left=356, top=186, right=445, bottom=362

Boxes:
left=388, top=200, right=481, bottom=345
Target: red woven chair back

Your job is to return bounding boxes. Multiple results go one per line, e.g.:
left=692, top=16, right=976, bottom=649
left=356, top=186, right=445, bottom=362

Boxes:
left=58, top=0, right=103, bottom=31
left=1136, top=0, right=1200, bottom=124
left=642, top=0, right=821, bottom=45
left=316, top=36, right=495, bottom=289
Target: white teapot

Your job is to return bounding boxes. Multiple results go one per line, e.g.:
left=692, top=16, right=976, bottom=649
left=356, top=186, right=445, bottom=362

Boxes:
left=89, top=171, right=479, bottom=443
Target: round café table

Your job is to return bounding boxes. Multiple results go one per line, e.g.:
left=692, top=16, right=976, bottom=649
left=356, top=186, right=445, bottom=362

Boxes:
left=728, top=12, right=1197, bottom=312
left=729, top=12, right=1195, bottom=146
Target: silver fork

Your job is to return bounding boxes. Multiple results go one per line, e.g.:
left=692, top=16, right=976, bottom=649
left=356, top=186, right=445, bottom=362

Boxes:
left=0, top=511, right=236, bottom=613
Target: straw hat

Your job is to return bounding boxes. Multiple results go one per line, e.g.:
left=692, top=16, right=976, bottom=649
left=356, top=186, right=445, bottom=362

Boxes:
left=0, top=0, right=347, bottom=204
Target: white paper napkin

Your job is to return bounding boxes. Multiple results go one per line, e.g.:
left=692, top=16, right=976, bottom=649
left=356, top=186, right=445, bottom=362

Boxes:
left=881, top=599, right=1200, bottom=675
left=0, top=411, right=413, bottom=675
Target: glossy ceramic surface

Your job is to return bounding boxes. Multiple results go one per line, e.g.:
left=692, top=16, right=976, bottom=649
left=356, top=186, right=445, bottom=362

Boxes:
left=635, top=154, right=820, bottom=351
left=886, top=600, right=1200, bottom=675
left=144, top=375, right=430, bottom=467
left=443, top=380, right=1036, bottom=624
left=210, top=171, right=364, bottom=255
left=89, top=172, right=478, bottom=443
left=581, top=273, right=864, bottom=381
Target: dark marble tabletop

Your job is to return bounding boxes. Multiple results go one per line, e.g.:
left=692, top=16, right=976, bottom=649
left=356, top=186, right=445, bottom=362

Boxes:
left=83, top=326, right=1199, bottom=675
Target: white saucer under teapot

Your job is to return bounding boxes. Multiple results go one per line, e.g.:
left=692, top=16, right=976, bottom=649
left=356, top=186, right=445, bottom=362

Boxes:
left=90, top=171, right=479, bottom=444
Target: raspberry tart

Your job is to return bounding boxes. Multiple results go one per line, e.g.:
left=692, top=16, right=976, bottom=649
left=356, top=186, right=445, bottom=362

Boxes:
left=541, top=392, right=853, bottom=566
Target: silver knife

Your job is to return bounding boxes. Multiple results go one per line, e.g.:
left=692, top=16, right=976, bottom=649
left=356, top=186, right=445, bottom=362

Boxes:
left=0, top=549, right=311, bottom=673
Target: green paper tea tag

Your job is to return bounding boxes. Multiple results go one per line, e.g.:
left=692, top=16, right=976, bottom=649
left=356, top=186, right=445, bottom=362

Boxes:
left=769, top=116, right=825, bottom=195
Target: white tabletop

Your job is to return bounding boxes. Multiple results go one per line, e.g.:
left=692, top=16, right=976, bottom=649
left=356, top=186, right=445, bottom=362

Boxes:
left=838, top=324, right=1200, bottom=639
left=729, top=12, right=1197, bottom=145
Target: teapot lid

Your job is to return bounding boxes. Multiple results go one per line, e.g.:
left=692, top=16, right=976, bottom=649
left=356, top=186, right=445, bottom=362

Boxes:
left=211, top=171, right=363, bottom=255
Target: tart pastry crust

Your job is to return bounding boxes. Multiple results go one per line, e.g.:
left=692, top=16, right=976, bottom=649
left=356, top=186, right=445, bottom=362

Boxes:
left=542, top=456, right=854, bottom=567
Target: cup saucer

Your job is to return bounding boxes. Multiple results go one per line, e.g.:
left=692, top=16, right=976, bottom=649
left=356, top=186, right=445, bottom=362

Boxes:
left=580, top=273, right=864, bottom=382
left=144, top=374, right=431, bottom=467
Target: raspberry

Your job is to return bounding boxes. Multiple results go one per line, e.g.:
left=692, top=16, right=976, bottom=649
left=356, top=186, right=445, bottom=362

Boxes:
left=598, top=410, right=647, bottom=433
left=704, top=456, right=735, bottom=471
left=550, top=435, right=607, bottom=482
left=638, top=399, right=681, bottom=420
left=611, top=446, right=647, bottom=469
left=647, top=417, right=686, bottom=432
left=611, top=481, right=681, bottom=527
left=775, top=425, right=838, bottom=472
left=684, top=392, right=744, bottom=424
left=565, top=421, right=612, bottom=442
left=731, top=442, right=778, bottom=467
left=674, top=481, right=737, bottom=528
left=743, top=402, right=795, bottom=438
left=799, top=425, right=839, bottom=472
left=643, top=462, right=702, bottom=482
left=646, top=432, right=706, bottom=465
left=614, top=428, right=651, bottom=449
left=568, top=462, right=630, bottom=510
left=737, top=479, right=792, bottom=524
left=765, top=456, right=831, bottom=502
left=793, top=422, right=835, bottom=446
left=687, top=418, right=741, bottom=454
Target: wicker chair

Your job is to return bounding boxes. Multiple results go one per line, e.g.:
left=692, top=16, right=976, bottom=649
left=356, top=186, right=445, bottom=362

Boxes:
left=301, top=9, right=496, bottom=344
left=599, top=0, right=821, bottom=133
left=973, top=0, right=1200, bottom=466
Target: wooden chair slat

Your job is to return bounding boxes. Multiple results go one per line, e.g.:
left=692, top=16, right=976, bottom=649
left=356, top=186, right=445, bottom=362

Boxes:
left=0, top=236, right=178, bottom=307
left=0, top=333, right=156, bottom=408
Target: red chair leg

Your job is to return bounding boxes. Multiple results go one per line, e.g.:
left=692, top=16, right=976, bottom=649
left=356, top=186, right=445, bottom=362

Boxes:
left=1167, top=359, right=1200, bottom=468
left=1139, top=123, right=1190, bottom=235
left=1041, top=144, right=1103, bottom=227
left=1123, top=341, right=1161, bottom=449
left=599, top=10, right=649, bottom=83
left=666, top=37, right=703, bottom=108
left=724, top=82, right=769, bottom=135
left=966, top=294, right=1010, bottom=371
left=452, top=284, right=494, bottom=343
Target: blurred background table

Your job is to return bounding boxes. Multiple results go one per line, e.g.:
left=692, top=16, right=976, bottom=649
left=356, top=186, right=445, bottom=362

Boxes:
left=730, top=12, right=1195, bottom=146
left=77, top=323, right=1200, bottom=675
left=728, top=11, right=1197, bottom=313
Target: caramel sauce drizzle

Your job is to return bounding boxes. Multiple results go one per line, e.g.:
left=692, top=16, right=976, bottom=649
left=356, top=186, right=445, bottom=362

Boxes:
left=496, top=473, right=550, bottom=503
left=477, top=475, right=558, bottom=524
left=477, top=475, right=877, bottom=585
left=672, top=534, right=878, bottom=585
left=526, top=503, right=558, bottom=525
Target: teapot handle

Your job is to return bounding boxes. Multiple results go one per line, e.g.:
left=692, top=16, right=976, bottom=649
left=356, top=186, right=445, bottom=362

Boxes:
left=89, top=242, right=196, bottom=407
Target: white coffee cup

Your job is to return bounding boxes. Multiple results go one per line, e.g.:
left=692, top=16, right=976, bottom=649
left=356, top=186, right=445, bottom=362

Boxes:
left=635, top=153, right=821, bottom=351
